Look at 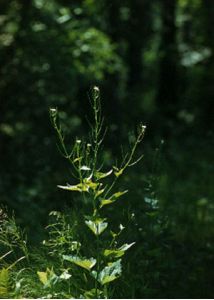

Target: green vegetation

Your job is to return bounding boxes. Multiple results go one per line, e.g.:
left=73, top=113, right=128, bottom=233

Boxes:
left=0, top=88, right=145, bottom=298
left=0, top=0, right=214, bottom=298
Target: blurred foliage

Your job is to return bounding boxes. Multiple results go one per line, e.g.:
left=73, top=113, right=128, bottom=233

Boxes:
left=0, top=0, right=213, bottom=298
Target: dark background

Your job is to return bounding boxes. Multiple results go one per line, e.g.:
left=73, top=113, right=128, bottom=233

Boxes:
left=0, top=0, right=214, bottom=298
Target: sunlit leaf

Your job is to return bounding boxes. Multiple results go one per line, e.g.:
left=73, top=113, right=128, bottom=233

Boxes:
left=37, top=271, right=48, bottom=285
left=100, top=199, right=113, bottom=208
left=103, top=249, right=125, bottom=259
left=104, top=242, right=135, bottom=259
left=113, top=167, right=124, bottom=177
left=80, top=165, right=91, bottom=171
left=59, top=270, right=72, bottom=280
left=0, top=268, right=9, bottom=297
left=119, top=224, right=125, bottom=231
left=94, top=169, right=113, bottom=180
left=37, top=268, right=57, bottom=287
left=100, top=190, right=128, bottom=208
left=95, top=188, right=105, bottom=198
left=84, top=179, right=99, bottom=190
left=119, top=242, right=135, bottom=251
left=85, top=219, right=108, bottom=236
left=57, top=183, right=89, bottom=192
left=92, top=259, right=122, bottom=285
left=113, top=190, right=128, bottom=198
left=73, top=157, right=83, bottom=163
left=63, top=255, right=96, bottom=271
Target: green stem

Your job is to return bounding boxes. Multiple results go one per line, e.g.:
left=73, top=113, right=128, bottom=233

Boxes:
left=104, top=284, right=108, bottom=299
left=104, top=130, right=143, bottom=199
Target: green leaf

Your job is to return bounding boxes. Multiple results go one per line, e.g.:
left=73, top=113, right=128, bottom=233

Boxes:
left=95, top=188, right=105, bottom=199
left=37, top=271, right=48, bottom=285
left=84, top=179, right=99, bottom=190
left=94, top=169, right=112, bottom=180
left=103, top=242, right=135, bottom=259
left=0, top=287, right=8, bottom=298
left=113, top=167, right=124, bottom=177
left=103, top=249, right=125, bottom=259
left=0, top=251, right=12, bottom=261
left=100, top=190, right=128, bottom=208
left=73, top=157, right=83, bottom=163
left=92, top=259, right=122, bottom=285
left=85, top=219, right=108, bottom=236
left=119, top=242, right=136, bottom=252
left=100, top=199, right=114, bottom=207
left=0, top=268, right=9, bottom=297
left=83, top=288, right=103, bottom=298
left=58, top=178, right=99, bottom=193
left=113, top=190, right=129, bottom=198
left=37, top=268, right=57, bottom=287
left=146, top=211, right=159, bottom=217
left=63, top=255, right=96, bottom=271
left=57, top=183, right=89, bottom=192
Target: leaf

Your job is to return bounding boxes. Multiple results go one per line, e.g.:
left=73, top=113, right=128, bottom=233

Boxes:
left=94, top=169, right=113, bottom=180
left=0, top=268, right=9, bottom=297
left=0, top=287, right=8, bottom=298
left=0, top=251, right=12, bottom=261
left=119, top=242, right=136, bottom=251
left=112, top=190, right=129, bottom=198
left=95, top=188, right=105, bottom=199
left=37, top=271, right=48, bottom=285
left=63, top=255, right=96, bottom=271
left=59, top=270, right=72, bottom=280
left=57, top=183, right=89, bottom=192
left=113, top=167, right=124, bottom=177
left=70, top=241, right=81, bottom=251
left=100, top=199, right=113, bottom=208
left=100, top=190, right=128, bottom=208
left=103, top=249, right=125, bottom=259
left=80, top=165, right=91, bottom=171
left=103, top=242, right=135, bottom=259
left=83, top=288, right=103, bottom=298
left=84, top=179, right=99, bottom=190
left=146, top=211, right=159, bottom=217
left=119, top=224, right=125, bottom=231
left=85, top=219, right=108, bottom=236
left=73, top=157, right=83, bottom=163
left=37, top=268, right=57, bottom=287
left=92, top=259, right=122, bottom=285
left=58, top=178, right=99, bottom=193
